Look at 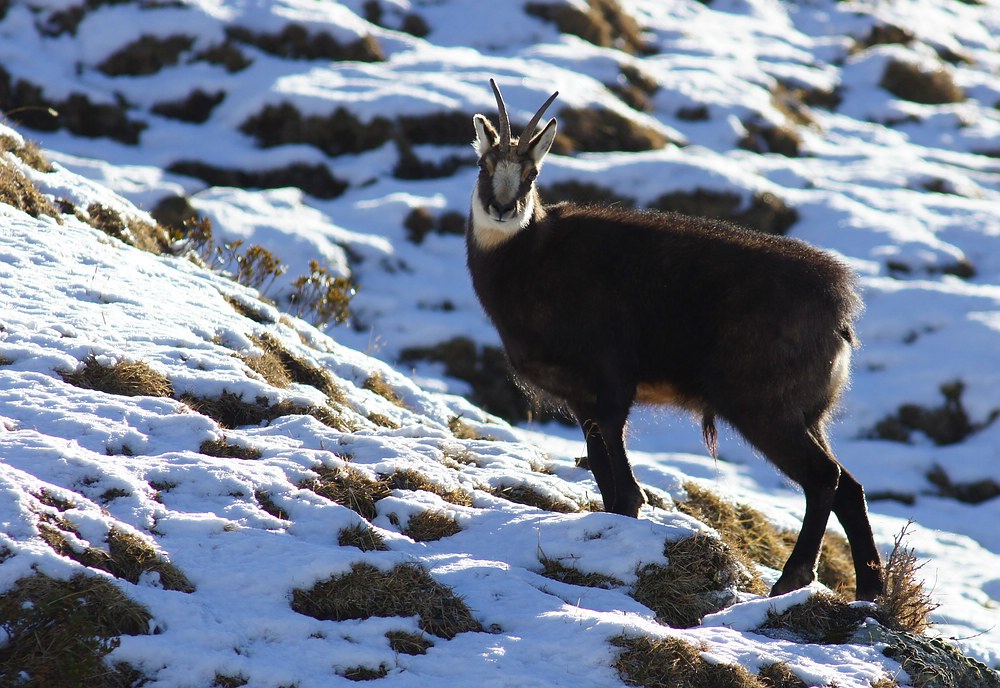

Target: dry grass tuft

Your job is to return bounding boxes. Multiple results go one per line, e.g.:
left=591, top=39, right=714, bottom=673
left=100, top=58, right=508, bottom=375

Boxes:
left=237, top=342, right=292, bottom=388
left=338, top=522, right=388, bottom=551
left=613, top=634, right=764, bottom=688
left=291, top=562, right=482, bottom=639
left=869, top=675, right=903, bottom=688
left=680, top=482, right=857, bottom=596
left=363, top=372, right=406, bottom=407
left=489, top=483, right=579, bottom=513
left=200, top=437, right=262, bottom=460
left=387, top=468, right=474, bottom=507
left=256, top=332, right=347, bottom=405
left=539, top=552, right=624, bottom=589
left=182, top=391, right=353, bottom=431
left=104, top=527, right=196, bottom=592
left=340, top=664, right=388, bottom=681
left=880, top=59, right=964, bottom=105
left=255, top=490, right=289, bottom=520
left=758, top=592, right=868, bottom=644
left=1, top=133, right=54, bottom=172
left=632, top=534, right=759, bottom=628
left=86, top=203, right=172, bottom=254
left=554, top=105, right=670, bottom=154
left=303, top=465, right=391, bottom=521
left=386, top=630, right=434, bottom=656
left=62, top=355, right=173, bottom=398
left=0, top=572, right=152, bottom=687
left=403, top=510, right=463, bottom=542
left=0, top=154, right=59, bottom=218
left=756, top=662, right=808, bottom=688
left=876, top=523, right=939, bottom=634
left=525, top=0, right=653, bottom=55
left=212, top=674, right=249, bottom=688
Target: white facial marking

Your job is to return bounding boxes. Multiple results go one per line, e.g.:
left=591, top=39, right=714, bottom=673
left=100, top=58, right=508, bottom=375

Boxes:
left=492, top=160, right=521, bottom=205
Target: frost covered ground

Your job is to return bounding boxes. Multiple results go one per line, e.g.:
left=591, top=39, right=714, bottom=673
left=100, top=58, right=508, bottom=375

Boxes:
left=1, top=0, right=1000, bottom=686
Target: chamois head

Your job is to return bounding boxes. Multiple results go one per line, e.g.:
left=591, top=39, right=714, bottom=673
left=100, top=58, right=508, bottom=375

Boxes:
left=471, top=80, right=559, bottom=241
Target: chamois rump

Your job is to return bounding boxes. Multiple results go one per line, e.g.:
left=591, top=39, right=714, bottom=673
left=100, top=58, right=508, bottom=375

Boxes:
left=465, top=80, right=884, bottom=601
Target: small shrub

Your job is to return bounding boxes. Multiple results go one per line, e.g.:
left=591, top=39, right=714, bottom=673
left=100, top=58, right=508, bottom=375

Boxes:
left=287, top=259, right=356, bottom=326
left=98, top=34, right=195, bottom=76
left=402, top=510, right=462, bottom=542
left=338, top=522, right=388, bottom=551
left=62, top=355, right=173, bottom=398
left=880, top=59, right=964, bottom=105
left=1, top=133, right=53, bottom=171
left=0, top=572, right=152, bottom=687
left=86, top=203, right=171, bottom=254
left=291, top=562, right=482, bottom=639
left=876, top=523, right=938, bottom=634
left=386, top=630, right=433, bottom=655
left=303, top=465, right=391, bottom=521
left=632, top=535, right=756, bottom=628
left=613, top=634, right=764, bottom=688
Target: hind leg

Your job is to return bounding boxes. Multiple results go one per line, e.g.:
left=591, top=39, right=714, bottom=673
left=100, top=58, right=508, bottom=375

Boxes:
left=730, top=413, right=842, bottom=596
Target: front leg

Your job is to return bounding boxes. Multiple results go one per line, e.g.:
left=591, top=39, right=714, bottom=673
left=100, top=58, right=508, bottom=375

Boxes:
left=573, top=399, right=644, bottom=517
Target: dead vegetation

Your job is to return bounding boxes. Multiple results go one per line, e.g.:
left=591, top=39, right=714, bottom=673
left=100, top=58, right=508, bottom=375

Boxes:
left=167, top=159, right=348, bottom=199
left=613, top=634, right=768, bottom=688
left=0, top=572, right=152, bottom=687
left=337, top=522, right=389, bottom=551
left=85, top=202, right=172, bottom=253
left=98, top=34, right=195, bottom=77
left=877, top=524, right=939, bottom=635
left=650, top=189, right=799, bottom=236
left=402, top=510, right=463, bottom=541
left=1, top=132, right=53, bottom=171
left=37, top=514, right=195, bottom=592
left=758, top=592, right=870, bottom=644
left=880, top=59, right=965, bottom=105
left=200, top=437, right=263, bottom=460
left=403, top=206, right=466, bottom=244
left=488, top=483, right=580, bottom=514
left=363, top=372, right=406, bottom=407
left=0, top=151, right=60, bottom=219
left=632, top=534, right=760, bottom=628
left=181, top=390, right=352, bottom=432
left=152, top=88, right=226, bottom=123
left=524, top=0, right=654, bottom=55
left=302, top=464, right=391, bottom=521
left=226, top=24, right=385, bottom=62
left=553, top=105, right=670, bottom=154
left=678, top=482, right=857, bottom=596
left=291, top=562, right=483, bottom=639
left=539, top=552, right=624, bottom=589
left=385, top=630, right=434, bottom=655
left=62, top=355, right=174, bottom=398
left=386, top=468, right=474, bottom=507
left=867, top=381, right=997, bottom=447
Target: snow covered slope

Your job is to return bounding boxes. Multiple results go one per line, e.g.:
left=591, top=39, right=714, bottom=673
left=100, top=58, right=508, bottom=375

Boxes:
left=2, top=0, right=1000, bottom=685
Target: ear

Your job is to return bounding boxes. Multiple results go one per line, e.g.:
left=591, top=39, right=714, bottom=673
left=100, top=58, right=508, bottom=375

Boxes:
left=473, top=114, right=498, bottom=157
left=527, top=118, right=557, bottom=165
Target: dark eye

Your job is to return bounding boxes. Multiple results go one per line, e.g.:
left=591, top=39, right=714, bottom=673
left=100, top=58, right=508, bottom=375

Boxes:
left=526, top=170, right=538, bottom=182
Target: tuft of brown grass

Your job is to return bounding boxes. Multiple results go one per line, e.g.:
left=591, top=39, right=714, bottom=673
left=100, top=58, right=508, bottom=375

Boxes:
left=182, top=391, right=353, bottom=432
left=876, top=523, right=939, bottom=634
left=0, top=572, right=152, bottom=687
left=554, top=105, right=670, bottom=154
left=880, top=59, right=964, bottom=105
left=539, top=551, right=624, bottom=589
left=104, top=527, right=196, bottom=592
left=1, top=133, right=54, bottom=172
left=237, top=343, right=292, bottom=388
left=338, top=522, right=388, bottom=551
left=870, top=676, right=903, bottom=688
left=291, top=562, right=482, bottom=639
left=758, top=592, right=868, bottom=644
left=86, top=203, right=172, bottom=254
left=212, top=674, right=249, bottom=688
left=632, top=534, right=760, bottom=628
left=340, top=664, right=388, bottom=681
left=386, top=630, right=434, bottom=656
left=62, top=355, right=173, bottom=398
left=200, top=437, right=263, bottom=460
left=303, top=465, right=391, bottom=521
left=756, top=662, right=808, bottom=688
left=680, top=482, right=857, bottom=596
left=255, top=490, right=290, bottom=520
left=0, top=154, right=59, bottom=218
left=524, top=0, right=653, bottom=55
left=363, top=372, right=406, bottom=407
left=402, top=510, right=462, bottom=542
left=255, top=332, right=347, bottom=406
left=387, top=468, right=474, bottom=507
left=613, top=634, right=765, bottom=688
left=488, top=483, right=579, bottom=513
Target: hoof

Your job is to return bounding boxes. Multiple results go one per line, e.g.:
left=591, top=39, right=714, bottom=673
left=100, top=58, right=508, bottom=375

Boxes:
left=769, top=570, right=814, bottom=597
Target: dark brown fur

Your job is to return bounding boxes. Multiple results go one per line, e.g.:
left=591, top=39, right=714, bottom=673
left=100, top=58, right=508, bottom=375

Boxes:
left=467, top=85, right=884, bottom=601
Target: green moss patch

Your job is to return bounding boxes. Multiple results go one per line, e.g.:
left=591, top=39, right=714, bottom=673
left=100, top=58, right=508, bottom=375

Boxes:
left=291, top=562, right=482, bottom=639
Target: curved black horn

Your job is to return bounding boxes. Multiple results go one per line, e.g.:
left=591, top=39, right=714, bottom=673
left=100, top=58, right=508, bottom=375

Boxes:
left=489, top=79, right=512, bottom=152
left=517, top=90, right=559, bottom=155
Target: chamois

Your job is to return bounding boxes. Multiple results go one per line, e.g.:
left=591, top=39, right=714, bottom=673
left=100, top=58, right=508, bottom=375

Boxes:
left=466, top=80, right=885, bottom=601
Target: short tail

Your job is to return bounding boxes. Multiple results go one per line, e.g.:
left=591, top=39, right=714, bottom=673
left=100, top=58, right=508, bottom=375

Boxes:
left=702, top=412, right=718, bottom=458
